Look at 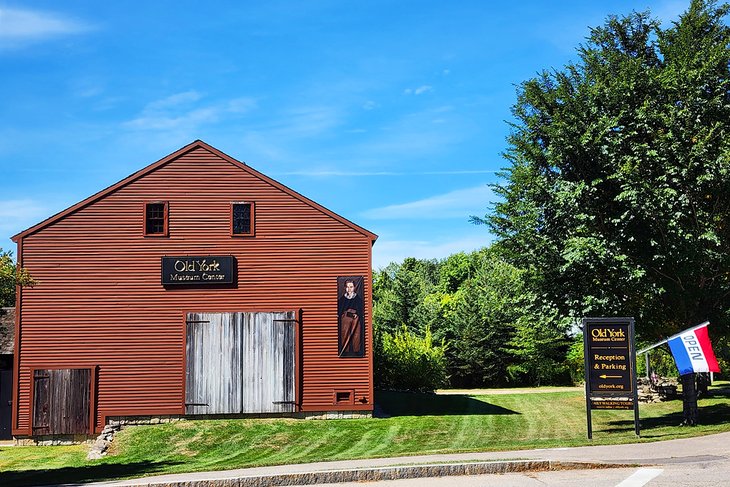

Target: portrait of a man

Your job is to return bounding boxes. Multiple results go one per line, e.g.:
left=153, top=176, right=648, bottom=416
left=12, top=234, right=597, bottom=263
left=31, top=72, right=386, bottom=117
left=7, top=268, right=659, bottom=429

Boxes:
left=338, top=276, right=364, bottom=357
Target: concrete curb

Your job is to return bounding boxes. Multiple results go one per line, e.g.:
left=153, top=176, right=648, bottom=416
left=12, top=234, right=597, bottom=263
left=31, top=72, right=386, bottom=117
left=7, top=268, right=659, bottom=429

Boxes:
left=114, top=460, right=629, bottom=487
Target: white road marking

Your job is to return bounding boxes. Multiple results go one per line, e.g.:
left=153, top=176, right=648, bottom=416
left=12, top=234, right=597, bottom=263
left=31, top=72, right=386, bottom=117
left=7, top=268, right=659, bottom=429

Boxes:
left=615, top=468, right=664, bottom=487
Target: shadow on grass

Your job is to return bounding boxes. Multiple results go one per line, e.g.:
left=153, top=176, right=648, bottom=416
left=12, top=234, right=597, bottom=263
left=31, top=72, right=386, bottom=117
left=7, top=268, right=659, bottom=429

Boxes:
left=0, top=459, right=182, bottom=487
left=376, top=390, right=518, bottom=417
left=704, top=387, right=730, bottom=400
left=600, top=403, right=730, bottom=437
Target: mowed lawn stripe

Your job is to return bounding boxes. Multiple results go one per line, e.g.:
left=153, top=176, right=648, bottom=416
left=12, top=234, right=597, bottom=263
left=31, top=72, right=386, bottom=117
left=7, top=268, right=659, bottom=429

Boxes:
left=2, top=386, right=730, bottom=486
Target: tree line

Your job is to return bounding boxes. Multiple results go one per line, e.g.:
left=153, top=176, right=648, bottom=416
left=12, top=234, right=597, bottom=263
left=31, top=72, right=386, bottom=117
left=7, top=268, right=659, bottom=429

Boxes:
left=373, top=250, right=574, bottom=390
left=375, top=0, right=730, bottom=393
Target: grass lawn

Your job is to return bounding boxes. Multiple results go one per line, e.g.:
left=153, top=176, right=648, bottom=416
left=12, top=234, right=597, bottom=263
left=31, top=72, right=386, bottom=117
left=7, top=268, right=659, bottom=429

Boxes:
left=2, top=383, right=730, bottom=486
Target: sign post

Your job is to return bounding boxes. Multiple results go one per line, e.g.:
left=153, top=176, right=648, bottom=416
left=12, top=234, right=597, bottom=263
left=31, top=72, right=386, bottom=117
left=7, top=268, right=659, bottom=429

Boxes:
left=583, top=317, right=639, bottom=439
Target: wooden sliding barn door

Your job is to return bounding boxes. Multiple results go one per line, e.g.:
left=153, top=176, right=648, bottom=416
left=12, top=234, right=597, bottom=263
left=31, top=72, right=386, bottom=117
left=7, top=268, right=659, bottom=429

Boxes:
left=32, top=369, right=91, bottom=435
left=185, top=311, right=296, bottom=415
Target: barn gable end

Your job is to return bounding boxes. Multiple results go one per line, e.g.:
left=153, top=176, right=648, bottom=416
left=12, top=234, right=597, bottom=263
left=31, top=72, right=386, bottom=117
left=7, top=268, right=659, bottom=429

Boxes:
left=12, top=141, right=376, bottom=437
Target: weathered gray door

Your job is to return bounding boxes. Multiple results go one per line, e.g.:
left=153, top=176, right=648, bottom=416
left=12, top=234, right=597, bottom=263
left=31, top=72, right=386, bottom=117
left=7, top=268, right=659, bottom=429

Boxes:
left=185, top=311, right=296, bottom=414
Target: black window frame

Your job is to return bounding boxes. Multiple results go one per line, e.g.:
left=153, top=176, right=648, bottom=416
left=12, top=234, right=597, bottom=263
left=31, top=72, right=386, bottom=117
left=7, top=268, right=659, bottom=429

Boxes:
left=144, top=201, right=168, bottom=237
left=231, top=202, right=255, bottom=237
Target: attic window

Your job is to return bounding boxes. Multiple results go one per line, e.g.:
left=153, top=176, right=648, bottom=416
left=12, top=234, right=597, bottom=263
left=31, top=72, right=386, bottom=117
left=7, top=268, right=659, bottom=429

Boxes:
left=232, top=202, right=254, bottom=236
left=144, top=202, right=168, bottom=236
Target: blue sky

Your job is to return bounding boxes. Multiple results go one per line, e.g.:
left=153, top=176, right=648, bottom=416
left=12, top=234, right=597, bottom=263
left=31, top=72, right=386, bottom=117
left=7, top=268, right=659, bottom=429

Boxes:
left=1, top=1, right=688, bottom=268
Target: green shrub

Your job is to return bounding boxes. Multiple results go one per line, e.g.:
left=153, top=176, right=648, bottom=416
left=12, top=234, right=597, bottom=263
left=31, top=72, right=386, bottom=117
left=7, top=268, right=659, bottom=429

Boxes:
left=375, top=326, right=448, bottom=392
left=565, top=334, right=585, bottom=385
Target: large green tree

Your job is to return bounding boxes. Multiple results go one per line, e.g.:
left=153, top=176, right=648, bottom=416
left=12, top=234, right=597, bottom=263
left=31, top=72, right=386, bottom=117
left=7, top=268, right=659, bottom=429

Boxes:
left=482, top=0, right=730, bottom=342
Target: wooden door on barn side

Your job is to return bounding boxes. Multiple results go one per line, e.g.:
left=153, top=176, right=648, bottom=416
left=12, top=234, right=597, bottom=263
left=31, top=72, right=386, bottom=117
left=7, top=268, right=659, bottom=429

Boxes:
left=32, top=369, right=91, bottom=435
left=185, top=311, right=296, bottom=415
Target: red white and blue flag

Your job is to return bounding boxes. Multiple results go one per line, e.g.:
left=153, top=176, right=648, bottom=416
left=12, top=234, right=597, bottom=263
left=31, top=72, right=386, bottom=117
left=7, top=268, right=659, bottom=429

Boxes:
left=667, top=322, right=720, bottom=376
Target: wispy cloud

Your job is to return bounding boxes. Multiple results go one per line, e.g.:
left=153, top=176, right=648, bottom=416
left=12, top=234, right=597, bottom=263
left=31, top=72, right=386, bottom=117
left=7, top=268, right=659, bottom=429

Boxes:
left=272, top=105, right=343, bottom=138
left=372, top=234, right=491, bottom=269
left=0, top=7, right=92, bottom=46
left=0, top=199, right=49, bottom=232
left=146, top=91, right=203, bottom=111
left=404, top=85, right=433, bottom=95
left=275, top=169, right=497, bottom=177
left=123, top=92, right=256, bottom=131
left=362, top=185, right=494, bottom=220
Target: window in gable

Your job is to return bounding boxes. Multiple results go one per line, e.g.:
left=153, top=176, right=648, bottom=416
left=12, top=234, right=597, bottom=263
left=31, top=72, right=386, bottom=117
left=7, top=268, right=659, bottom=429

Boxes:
left=145, top=202, right=168, bottom=236
left=232, top=202, right=254, bottom=236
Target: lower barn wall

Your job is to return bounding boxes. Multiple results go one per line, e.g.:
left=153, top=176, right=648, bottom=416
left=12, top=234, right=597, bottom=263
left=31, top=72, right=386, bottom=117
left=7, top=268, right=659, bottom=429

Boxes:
left=13, top=410, right=374, bottom=445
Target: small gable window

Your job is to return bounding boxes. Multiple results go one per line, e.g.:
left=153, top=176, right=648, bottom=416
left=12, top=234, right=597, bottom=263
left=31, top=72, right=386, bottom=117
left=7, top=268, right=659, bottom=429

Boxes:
left=232, top=202, right=254, bottom=236
left=144, top=202, right=168, bottom=236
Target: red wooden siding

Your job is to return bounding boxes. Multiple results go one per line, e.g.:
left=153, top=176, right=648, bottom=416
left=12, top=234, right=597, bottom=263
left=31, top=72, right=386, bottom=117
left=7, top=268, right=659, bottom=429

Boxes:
left=13, top=142, right=375, bottom=434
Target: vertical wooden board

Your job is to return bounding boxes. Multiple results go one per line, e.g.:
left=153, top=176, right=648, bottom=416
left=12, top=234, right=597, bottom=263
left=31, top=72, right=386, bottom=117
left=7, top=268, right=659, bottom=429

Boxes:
left=33, top=369, right=90, bottom=435
left=240, top=312, right=257, bottom=413
left=53, top=369, right=90, bottom=435
left=184, top=314, right=200, bottom=414
left=186, top=312, right=242, bottom=414
left=271, top=312, right=295, bottom=412
left=282, top=311, right=296, bottom=407
left=71, top=369, right=91, bottom=434
left=239, top=311, right=295, bottom=413
left=32, top=371, right=50, bottom=435
left=52, top=369, right=67, bottom=434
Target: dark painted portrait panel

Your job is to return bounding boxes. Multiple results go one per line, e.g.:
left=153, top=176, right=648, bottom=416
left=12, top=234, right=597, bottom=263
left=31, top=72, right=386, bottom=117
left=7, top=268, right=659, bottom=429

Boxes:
left=338, top=276, right=364, bottom=357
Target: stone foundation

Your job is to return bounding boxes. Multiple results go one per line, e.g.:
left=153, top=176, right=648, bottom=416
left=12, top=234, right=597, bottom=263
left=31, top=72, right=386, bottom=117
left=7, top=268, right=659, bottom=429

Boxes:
left=15, top=435, right=94, bottom=446
left=106, top=410, right=371, bottom=426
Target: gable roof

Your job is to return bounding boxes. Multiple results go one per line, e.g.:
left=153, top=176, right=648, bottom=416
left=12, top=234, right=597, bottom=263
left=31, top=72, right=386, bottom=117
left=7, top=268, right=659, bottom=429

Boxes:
left=12, top=140, right=378, bottom=242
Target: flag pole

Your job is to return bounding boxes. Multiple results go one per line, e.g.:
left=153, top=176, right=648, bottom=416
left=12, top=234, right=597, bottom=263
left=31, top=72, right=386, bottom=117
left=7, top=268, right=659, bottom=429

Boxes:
left=637, top=321, right=710, bottom=355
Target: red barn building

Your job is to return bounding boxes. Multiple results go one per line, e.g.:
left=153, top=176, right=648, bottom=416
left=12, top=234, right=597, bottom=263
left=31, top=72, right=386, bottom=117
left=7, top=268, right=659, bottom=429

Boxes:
left=11, top=140, right=377, bottom=440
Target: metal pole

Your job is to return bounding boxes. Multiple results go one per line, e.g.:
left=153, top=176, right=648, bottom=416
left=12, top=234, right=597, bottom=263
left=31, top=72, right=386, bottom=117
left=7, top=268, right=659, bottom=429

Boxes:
left=637, top=321, right=710, bottom=355
left=645, top=351, right=650, bottom=379
left=631, top=319, right=640, bottom=437
left=583, top=322, right=593, bottom=439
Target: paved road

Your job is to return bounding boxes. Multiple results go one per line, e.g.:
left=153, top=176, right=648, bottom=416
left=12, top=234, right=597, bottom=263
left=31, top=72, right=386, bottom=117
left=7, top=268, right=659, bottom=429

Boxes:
left=314, top=464, right=724, bottom=486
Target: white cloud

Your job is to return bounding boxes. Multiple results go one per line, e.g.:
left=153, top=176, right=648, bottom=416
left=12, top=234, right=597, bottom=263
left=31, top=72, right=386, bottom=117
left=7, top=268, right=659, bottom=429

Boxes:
left=123, top=93, right=257, bottom=131
left=372, top=235, right=491, bottom=269
left=0, top=7, right=91, bottom=43
left=0, top=199, right=49, bottom=233
left=276, top=169, right=497, bottom=177
left=227, top=97, right=257, bottom=113
left=146, top=91, right=203, bottom=111
left=274, top=105, right=343, bottom=137
left=124, top=107, right=219, bottom=131
left=404, top=85, right=433, bottom=96
left=362, top=185, right=494, bottom=220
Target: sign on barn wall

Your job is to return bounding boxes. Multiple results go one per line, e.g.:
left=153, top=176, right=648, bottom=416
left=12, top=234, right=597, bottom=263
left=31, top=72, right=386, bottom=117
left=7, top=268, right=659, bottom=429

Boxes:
left=161, top=256, right=235, bottom=285
left=338, top=276, right=364, bottom=357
